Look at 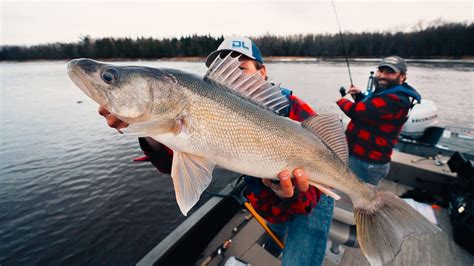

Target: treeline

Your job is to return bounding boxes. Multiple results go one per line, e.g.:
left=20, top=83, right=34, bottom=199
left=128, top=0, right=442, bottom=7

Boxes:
left=1, top=22, right=473, bottom=61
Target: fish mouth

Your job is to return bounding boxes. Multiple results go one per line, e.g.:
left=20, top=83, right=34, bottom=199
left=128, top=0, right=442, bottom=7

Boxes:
left=67, top=59, right=109, bottom=106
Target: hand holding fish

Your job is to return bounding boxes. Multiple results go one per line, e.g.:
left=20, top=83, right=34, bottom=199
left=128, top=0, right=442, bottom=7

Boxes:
left=98, top=106, right=129, bottom=133
left=262, top=169, right=309, bottom=198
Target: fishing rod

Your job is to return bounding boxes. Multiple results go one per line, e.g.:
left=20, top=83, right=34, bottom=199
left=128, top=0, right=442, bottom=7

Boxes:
left=204, top=183, right=285, bottom=250
left=331, top=0, right=353, bottom=92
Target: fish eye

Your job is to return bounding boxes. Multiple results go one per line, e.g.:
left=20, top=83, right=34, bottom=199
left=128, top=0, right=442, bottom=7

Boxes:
left=101, top=68, right=119, bottom=84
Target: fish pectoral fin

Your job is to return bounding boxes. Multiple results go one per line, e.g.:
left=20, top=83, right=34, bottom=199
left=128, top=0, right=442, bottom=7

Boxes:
left=302, top=114, right=349, bottom=164
left=308, top=181, right=341, bottom=200
left=171, top=152, right=216, bottom=215
left=122, top=118, right=179, bottom=137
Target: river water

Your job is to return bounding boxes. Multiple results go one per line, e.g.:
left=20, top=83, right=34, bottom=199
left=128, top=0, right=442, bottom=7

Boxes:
left=0, top=60, right=473, bottom=265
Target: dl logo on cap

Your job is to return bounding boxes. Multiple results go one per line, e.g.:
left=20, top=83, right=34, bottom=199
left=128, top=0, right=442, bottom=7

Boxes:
left=232, top=41, right=249, bottom=50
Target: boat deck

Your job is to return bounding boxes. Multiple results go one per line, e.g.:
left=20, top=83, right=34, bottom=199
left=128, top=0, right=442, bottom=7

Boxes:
left=196, top=179, right=474, bottom=266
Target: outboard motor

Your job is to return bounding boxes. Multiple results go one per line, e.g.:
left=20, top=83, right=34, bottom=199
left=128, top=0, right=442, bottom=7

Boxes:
left=400, top=99, right=444, bottom=146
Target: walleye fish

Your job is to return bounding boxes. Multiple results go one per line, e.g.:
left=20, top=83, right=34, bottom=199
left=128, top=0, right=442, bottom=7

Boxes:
left=67, top=54, right=439, bottom=265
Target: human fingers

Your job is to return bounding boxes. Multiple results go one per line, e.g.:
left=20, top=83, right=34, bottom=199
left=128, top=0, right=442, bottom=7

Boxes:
left=98, top=106, right=111, bottom=117
left=293, top=168, right=309, bottom=192
left=278, top=171, right=294, bottom=198
left=262, top=178, right=273, bottom=188
left=348, top=86, right=360, bottom=94
left=106, top=116, right=129, bottom=131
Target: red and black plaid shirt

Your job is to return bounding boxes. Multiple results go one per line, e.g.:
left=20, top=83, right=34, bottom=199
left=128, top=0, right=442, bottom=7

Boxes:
left=139, top=94, right=321, bottom=224
left=244, top=94, right=321, bottom=224
left=336, top=91, right=412, bottom=163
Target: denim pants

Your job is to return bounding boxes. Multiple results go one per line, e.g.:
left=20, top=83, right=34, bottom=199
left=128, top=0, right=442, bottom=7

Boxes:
left=348, top=155, right=390, bottom=186
left=264, top=194, right=335, bottom=266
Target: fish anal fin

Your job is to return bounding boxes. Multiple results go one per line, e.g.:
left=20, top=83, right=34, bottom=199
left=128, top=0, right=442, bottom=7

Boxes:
left=308, top=181, right=341, bottom=200
left=171, top=152, right=215, bottom=215
left=302, top=114, right=348, bottom=164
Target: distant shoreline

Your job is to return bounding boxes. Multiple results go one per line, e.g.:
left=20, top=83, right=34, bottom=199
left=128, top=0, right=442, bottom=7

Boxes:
left=2, top=56, right=474, bottom=64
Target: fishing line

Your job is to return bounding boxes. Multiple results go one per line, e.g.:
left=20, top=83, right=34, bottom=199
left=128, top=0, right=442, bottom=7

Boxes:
left=331, top=0, right=353, bottom=87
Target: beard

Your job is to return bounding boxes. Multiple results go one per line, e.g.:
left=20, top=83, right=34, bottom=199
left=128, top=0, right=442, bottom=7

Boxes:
left=374, top=76, right=402, bottom=90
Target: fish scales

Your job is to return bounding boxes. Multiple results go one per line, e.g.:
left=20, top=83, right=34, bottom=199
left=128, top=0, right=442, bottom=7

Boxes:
left=166, top=70, right=355, bottom=193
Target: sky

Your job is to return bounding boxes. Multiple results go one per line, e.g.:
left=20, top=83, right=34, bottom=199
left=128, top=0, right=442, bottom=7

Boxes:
left=1, top=0, right=473, bottom=46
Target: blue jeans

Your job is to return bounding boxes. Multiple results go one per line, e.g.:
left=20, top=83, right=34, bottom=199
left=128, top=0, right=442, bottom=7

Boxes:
left=348, top=155, right=390, bottom=185
left=265, top=194, right=335, bottom=266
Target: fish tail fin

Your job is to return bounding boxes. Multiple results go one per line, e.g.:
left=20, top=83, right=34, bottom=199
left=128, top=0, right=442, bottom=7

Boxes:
left=354, top=191, right=441, bottom=265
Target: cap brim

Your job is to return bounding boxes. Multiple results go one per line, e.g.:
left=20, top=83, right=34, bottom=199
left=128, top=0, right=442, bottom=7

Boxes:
left=378, top=63, right=401, bottom=73
left=205, top=49, right=255, bottom=67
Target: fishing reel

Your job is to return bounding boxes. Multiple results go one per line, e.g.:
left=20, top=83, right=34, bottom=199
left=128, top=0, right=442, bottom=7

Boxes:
left=338, top=71, right=375, bottom=98
left=339, top=87, right=347, bottom=97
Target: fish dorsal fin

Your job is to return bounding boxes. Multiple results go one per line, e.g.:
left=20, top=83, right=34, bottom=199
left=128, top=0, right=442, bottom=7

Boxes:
left=171, top=151, right=215, bottom=215
left=302, top=114, right=348, bottom=164
left=204, top=52, right=290, bottom=113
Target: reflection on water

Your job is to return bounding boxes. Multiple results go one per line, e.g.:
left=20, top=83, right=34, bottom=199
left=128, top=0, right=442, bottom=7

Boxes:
left=0, top=60, right=473, bottom=265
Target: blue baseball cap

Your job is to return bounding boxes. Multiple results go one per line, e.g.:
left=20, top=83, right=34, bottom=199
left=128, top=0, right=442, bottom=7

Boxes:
left=205, top=36, right=264, bottom=67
